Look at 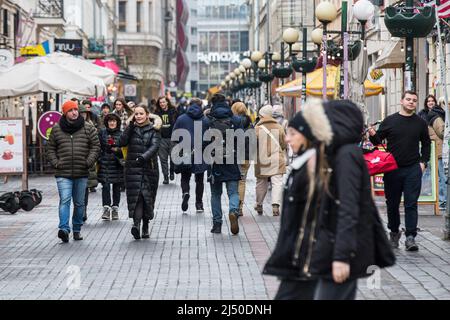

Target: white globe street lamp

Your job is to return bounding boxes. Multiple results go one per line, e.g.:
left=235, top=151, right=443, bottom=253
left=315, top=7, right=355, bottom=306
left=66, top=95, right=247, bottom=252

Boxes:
left=353, top=0, right=375, bottom=23
left=272, top=52, right=281, bottom=62
left=291, top=43, right=302, bottom=54
left=311, top=28, right=324, bottom=45
left=241, top=58, right=252, bottom=69
left=258, top=59, right=267, bottom=69
left=282, top=28, right=300, bottom=44
left=251, top=51, right=263, bottom=63
left=315, top=1, right=338, bottom=24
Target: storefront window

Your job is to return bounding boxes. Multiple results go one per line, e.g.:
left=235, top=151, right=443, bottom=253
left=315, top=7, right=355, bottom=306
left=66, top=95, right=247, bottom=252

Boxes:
left=199, top=63, right=208, bottom=81
left=220, top=63, right=229, bottom=80
left=240, top=31, right=249, bottom=51
left=230, top=32, right=239, bottom=51
left=199, top=32, right=208, bottom=51
left=210, top=63, right=220, bottom=82
left=219, top=31, right=229, bottom=52
left=209, top=32, right=218, bottom=52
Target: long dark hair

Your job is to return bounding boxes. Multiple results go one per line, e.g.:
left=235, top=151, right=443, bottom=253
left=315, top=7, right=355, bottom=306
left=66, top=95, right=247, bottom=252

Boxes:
left=424, top=94, right=437, bottom=111
left=113, top=98, right=132, bottom=115
left=156, top=96, right=175, bottom=113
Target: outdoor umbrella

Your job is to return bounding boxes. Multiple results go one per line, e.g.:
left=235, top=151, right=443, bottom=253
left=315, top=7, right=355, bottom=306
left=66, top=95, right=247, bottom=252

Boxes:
left=0, top=59, right=107, bottom=98
left=27, top=52, right=116, bottom=85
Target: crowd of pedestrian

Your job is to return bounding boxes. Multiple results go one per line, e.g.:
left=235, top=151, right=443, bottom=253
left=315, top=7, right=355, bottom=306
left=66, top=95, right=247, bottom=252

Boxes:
left=46, top=91, right=414, bottom=300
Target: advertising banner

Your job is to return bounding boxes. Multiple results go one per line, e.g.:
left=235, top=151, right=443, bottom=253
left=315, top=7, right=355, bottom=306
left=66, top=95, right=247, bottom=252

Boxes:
left=0, top=119, right=25, bottom=174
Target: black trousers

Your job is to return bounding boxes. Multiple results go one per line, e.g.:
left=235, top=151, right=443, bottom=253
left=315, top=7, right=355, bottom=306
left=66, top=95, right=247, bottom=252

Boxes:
left=314, top=279, right=357, bottom=300
left=102, top=182, right=121, bottom=207
left=383, top=163, right=422, bottom=237
left=274, top=279, right=317, bottom=300
left=180, top=172, right=204, bottom=204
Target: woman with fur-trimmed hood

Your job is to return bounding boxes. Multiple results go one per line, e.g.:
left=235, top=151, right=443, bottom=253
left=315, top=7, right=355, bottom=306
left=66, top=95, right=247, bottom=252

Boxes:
left=263, top=98, right=333, bottom=300
left=309, top=100, right=395, bottom=300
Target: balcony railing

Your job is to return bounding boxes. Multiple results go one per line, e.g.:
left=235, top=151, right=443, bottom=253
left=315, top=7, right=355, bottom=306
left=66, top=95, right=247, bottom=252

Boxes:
left=33, top=0, right=64, bottom=19
left=88, top=38, right=105, bottom=54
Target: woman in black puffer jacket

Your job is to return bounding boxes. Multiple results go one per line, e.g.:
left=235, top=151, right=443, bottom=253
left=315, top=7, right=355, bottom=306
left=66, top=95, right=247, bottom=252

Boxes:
left=118, top=104, right=161, bottom=240
left=98, top=113, right=124, bottom=221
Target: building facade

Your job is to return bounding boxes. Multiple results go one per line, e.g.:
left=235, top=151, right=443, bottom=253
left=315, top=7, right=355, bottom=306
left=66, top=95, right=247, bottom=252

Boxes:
left=246, top=0, right=315, bottom=116
left=186, top=0, right=250, bottom=96
left=113, top=0, right=177, bottom=101
left=63, top=0, right=116, bottom=60
left=184, top=0, right=197, bottom=96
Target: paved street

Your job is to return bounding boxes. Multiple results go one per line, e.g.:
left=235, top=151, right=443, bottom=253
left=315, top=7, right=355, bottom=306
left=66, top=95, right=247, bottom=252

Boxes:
left=1, top=173, right=450, bottom=300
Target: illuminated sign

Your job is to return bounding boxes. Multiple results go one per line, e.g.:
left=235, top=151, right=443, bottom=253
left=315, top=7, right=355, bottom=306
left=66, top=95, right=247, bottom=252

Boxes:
left=197, top=52, right=241, bottom=65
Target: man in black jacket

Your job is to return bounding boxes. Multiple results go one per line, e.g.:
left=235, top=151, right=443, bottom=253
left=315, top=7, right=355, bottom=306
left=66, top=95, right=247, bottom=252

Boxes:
left=46, top=100, right=100, bottom=243
left=369, top=91, right=431, bottom=251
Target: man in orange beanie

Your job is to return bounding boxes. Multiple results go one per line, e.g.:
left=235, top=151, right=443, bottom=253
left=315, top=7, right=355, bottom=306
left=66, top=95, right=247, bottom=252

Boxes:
left=46, top=100, right=100, bottom=243
left=62, top=100, right=79, bottom=115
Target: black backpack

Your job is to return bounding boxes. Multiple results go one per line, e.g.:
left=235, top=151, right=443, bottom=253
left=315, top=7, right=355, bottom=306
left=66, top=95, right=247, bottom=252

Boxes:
left=208, top=116, right=235, bottom=161
left=0, top=192, right=20, bottom=214
left=17, top=191, right=35, bottom=211
left=30, top=189, right=43, bottom=206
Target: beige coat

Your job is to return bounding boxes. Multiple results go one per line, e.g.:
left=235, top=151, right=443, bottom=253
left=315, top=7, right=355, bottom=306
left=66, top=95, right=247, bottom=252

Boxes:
left=255, top=117, right=287, bottom=177
left=429, top=116, right=444, bottom=159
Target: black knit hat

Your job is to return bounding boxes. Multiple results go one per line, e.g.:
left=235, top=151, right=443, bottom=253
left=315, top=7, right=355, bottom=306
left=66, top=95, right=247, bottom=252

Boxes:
left=104, top=113, right=122, bottom=129
left=288, top=98, right=333, bottom=145
left=288, top=112, right=315, bottom=142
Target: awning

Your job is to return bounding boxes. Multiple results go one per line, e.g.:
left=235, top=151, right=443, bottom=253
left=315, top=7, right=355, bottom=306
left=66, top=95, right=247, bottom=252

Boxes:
left=275, top=66, right=339, bottom=97
left=276, top=66, right=383, bottom=97
left=374, top=40, right=404, bottom=69
left=118, top=71, right=138, bottom=81
left=94, top=59, right=120, bottom=74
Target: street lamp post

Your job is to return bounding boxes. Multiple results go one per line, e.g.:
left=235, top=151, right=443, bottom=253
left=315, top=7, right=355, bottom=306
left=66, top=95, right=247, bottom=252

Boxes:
left=315, top=1, right=338, bottom=100
left=251, top=51, right=264, bottom=107
left=314, top=0, right=374, bottom=100
left=283, top=27, right=318, bottom=105
left=257, top=53, right=274, bottom=105
left=384, top=0, right=435, bottom=91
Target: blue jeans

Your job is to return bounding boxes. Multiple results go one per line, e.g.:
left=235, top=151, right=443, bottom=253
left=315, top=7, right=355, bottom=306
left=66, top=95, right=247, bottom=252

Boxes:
left=56, top=177, right=88, bottom=233
left=383, top=163, right=422, bottom=237
left=210, top=180, right=240, bottom=224
left=438, top=159, right=447, bottom=206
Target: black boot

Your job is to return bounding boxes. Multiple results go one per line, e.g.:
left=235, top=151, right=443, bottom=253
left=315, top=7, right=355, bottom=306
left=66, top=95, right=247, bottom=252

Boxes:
left=131, top=219, right=141, bottom=240
left=142, top=219, right=149, bottom=239
left=195, top=202, right=204, bottom=213
left=210, top=222, right=222, bottom=234
left=163, top=175, right=169, bottom=184
left=73, top=232, right=83, bottom=241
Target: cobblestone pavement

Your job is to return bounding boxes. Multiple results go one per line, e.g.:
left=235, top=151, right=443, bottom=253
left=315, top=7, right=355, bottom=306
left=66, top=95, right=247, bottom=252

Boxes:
left=0, top=173, right=450, bottom=300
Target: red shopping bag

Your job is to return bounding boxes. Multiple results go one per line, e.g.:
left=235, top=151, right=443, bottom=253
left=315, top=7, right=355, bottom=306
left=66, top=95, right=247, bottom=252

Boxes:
left=363, top=149, right=398, bottom=176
